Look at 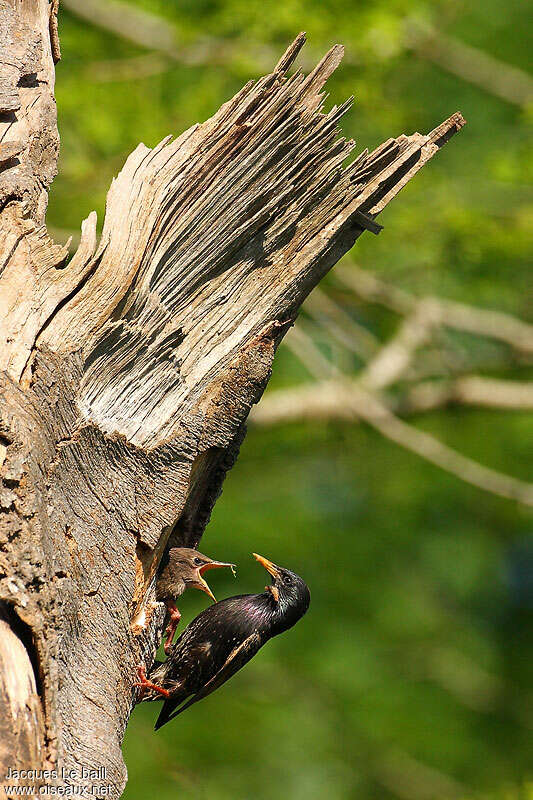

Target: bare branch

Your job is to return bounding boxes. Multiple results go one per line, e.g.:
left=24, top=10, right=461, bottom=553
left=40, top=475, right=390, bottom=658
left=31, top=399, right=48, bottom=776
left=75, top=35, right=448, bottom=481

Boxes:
left=406, top=19, right=533, bottom=108
left=283, top=325, right=340, bottom=382
left=401, top=376, right=533, bottom=413
left=359, top=300, right=437, bottom=390
left=251, top=379, right=533, bottom=506
left=64, top=0, right=533, bottom=112
left=252, top=373, right=533, bottom=423
left=365, top=391, right=533, bottom=506
left=303, top=286, right=379, bottom=360
left=88, top=53, right=171, bottom=83
left=336, top=263, right=533, bottom=355
left=62, top=0, right=322, bottom=72
left=62, top=0, right=178, bottom=57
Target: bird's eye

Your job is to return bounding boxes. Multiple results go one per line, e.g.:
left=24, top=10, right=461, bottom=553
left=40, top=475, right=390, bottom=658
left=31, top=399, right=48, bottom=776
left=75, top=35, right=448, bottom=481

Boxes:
left=284, top=575, right=293, bottom=585
left=193, top=557, right=204, bottom=566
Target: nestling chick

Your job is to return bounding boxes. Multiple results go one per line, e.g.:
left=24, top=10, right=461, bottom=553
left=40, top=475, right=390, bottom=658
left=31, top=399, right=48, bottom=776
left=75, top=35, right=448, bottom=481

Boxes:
left=156, top=547, right=235, bottom=653
left=136, top=553, right=310, bottom=729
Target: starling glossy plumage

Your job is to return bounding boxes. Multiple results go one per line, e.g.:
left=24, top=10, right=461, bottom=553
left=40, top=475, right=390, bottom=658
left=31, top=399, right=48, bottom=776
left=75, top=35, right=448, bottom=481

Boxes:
left=156, top=547, right=235, bottom=652
left=136, top=553, right=310, bottom=729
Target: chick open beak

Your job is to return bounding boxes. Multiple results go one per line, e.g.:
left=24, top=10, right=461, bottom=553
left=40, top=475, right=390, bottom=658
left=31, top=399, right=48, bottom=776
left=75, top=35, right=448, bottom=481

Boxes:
left=199, top=561, right=236, bottom=575
left=195, top=561, right=236, bottom=603
left=194, top=576, right=217, bottom=602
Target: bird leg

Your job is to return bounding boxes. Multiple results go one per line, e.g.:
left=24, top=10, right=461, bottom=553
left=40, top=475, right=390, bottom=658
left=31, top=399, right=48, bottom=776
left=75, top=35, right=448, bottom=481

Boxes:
left=134, top=665, right=170, bottom=698
left=164, top=600, right=181, bottom=653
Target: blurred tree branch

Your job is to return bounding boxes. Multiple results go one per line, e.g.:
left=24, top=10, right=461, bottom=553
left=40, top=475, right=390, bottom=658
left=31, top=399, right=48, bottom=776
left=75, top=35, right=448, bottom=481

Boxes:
left=336, top=264, right=533, bottom=356
left=399, top=376, right=533, bottom=413
left=253, top=274, right=533, bottom=506
left=63, top=0, right=533, bottom=108
left=405, top=19, right=533, bottom=108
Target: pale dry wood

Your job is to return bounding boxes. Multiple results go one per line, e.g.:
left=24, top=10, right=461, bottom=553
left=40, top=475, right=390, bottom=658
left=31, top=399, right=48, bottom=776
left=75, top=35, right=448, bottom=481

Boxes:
left=0, top=11, right=464, bottom=796
left=0, top=618, right=47, bottom=790
left=0, top=0, right=63, bottom=784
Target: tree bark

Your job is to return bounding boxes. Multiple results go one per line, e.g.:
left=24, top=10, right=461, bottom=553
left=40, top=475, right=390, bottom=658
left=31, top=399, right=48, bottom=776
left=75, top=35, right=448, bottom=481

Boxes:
left=0, top=4, right=464, bottom=796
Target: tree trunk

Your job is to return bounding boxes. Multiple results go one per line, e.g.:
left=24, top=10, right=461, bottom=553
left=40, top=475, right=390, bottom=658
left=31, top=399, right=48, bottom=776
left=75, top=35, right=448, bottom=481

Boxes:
left=0, top=4, right=464, bottom=796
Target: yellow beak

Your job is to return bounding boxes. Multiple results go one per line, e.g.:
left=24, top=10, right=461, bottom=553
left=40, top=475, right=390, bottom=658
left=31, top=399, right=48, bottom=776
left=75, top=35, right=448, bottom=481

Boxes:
left=194, top=561, right=235, bottom=602
left=253, top=553, right=281, bottom=579
left=193, top=575, right=217, bottom=602
left=199, top=560, right=236, bottom=575
left=253, top=553, right=281, bottom=602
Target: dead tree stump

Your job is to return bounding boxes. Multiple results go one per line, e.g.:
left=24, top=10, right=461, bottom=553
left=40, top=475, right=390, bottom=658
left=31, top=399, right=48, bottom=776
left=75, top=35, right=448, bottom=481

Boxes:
left=0, top=5, right=464, bottom=796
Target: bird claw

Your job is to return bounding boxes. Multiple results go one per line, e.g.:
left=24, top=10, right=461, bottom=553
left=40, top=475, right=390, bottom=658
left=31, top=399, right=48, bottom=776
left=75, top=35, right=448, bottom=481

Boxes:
left=163, top=605, right=181, bottom=652
left=134, top=665, right=170, bottom=698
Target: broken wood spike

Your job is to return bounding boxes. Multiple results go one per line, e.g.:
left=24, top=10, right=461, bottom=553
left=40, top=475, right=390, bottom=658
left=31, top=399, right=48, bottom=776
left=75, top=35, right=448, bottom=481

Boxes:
left=352, top=210, right=384, bottom=235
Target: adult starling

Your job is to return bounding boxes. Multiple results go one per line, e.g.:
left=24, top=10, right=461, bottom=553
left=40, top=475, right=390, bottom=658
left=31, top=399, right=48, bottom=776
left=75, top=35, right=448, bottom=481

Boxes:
left=156, top=547, right=235, bottom=653
left=136, top=553, right=310, bottom=729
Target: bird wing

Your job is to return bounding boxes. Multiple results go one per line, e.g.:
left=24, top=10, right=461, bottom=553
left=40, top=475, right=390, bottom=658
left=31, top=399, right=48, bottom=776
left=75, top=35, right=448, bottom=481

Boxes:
left=154, top=631, right=262, bottom=730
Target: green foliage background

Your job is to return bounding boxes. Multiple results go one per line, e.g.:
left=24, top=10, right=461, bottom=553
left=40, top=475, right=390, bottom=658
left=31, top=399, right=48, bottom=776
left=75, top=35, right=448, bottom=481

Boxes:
left=49, top=1, right=532, bottom=798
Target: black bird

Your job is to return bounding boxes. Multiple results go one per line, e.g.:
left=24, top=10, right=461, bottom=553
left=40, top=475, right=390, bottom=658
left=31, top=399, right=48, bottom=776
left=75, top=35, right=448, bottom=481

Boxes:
left=156, top=547, right=235, bottom=652
left=135, top=553, right=310, bottom=729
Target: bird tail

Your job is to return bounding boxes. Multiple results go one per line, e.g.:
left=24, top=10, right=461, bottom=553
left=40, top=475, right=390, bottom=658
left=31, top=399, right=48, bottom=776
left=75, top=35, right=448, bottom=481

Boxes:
left=155, top=697, right=184, bottom=730
left=154, top=693, right=197, bottom=730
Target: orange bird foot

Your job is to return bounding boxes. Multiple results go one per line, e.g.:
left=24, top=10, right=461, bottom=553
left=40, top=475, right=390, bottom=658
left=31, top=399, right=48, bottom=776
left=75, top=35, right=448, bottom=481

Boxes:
left=164, top=603, right=181, bottom=654
left=134, top=665, right=170, bottom=698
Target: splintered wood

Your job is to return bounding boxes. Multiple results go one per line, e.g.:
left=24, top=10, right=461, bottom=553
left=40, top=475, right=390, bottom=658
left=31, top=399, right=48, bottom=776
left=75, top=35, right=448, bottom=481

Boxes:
left=38, top=36, right=463, bottom=449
